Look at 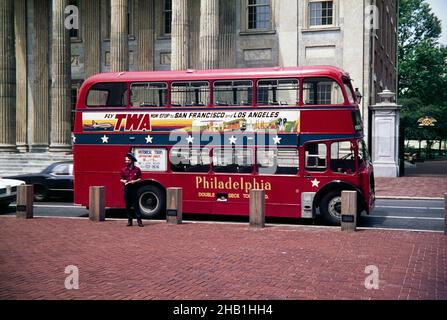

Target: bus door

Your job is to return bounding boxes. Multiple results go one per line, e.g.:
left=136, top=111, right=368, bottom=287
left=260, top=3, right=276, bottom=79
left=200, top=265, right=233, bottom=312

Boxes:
left=302, top=141, right=330, bottom=217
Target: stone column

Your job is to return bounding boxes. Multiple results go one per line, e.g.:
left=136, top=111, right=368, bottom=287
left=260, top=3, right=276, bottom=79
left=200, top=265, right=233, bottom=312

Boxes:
left=137, top=0, right=154, bottom=70
left=189, top=0, right=200, bottom=69
left=84, top=0, right=101, bottom=77
left=171, top=0, right=189, bottom=70
left=50, top=0, right=72, bottom=152
left=199, top=0, right=219, bottom=69
left=0, top=0, right=17, bottom=152
left=110, top=0, right=129, bottom=72
left=32, top=0, right=50, bottom=152
left=370, top=89, right=402, bottom=177
left=15, top=0, right=28, bottom=152
left=219, top=0, right=235, bottom=68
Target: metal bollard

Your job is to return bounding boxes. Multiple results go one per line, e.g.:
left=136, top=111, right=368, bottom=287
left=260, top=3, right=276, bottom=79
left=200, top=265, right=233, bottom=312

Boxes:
left=249, top=189, right=265, bottom=228
left=341, top=191, right=357, bottom=232
left=16, top=185, right=34, bottom=219
left=166, top=188, right=182, bottom=224
left=89, top=186, right=105, bottom=222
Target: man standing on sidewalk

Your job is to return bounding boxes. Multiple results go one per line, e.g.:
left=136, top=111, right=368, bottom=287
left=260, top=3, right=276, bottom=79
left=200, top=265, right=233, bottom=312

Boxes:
left=120, top=153, right=144, bottom=227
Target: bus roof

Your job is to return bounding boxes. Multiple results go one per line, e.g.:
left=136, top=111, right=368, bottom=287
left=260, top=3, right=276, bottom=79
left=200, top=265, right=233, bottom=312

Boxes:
left=84, top=65, right=351, bottom=85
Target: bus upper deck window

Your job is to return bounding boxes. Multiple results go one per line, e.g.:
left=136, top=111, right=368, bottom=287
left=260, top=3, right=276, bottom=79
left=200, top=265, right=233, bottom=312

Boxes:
left=86, top=82, right=128, bottom=107
left=257, top=78, right=299, bottom=106
left=130, top=82, right=168, bottom=107
left=213, top=80, right=253, bottom=106
left=302, top=77, right=344, bottom=105
left=171, top=81, right=210, bottom=107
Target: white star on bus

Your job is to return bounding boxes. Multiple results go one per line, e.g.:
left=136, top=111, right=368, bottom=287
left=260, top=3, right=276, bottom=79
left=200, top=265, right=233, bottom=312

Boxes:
left=229, top=135, right=237, bottom=145
left=145, top=135, right=153, bottom=144
left=101, top=135, right=109, bottom=143
left=311, top=178, right=320, bottom=188
left=72, top=136, right=76, bottom=143
left=273, top=135, right=282, bottom=144
left=186, top=135, right=194, bottom=144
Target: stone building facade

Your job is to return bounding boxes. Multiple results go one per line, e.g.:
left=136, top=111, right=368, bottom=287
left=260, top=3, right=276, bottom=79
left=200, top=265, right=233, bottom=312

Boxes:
left=0, top=0, right=397, bottom=153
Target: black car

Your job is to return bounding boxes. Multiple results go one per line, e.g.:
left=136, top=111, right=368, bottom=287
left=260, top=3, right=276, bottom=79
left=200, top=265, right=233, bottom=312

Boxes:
left=4, top=161, right=73, bottom=201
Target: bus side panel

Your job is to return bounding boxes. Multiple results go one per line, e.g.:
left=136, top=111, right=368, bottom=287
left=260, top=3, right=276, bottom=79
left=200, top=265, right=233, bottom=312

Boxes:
left=74, top=145, right=132, bottom=208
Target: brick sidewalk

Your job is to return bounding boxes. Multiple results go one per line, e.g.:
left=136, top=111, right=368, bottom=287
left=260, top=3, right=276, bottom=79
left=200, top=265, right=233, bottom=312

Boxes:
left=375, top=177, right=447, bottom=199
left=0, top=217, right=446, bottom=300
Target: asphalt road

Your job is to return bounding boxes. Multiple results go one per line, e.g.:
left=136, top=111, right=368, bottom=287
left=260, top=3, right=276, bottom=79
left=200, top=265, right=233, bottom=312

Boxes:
left=1, top=198, right=445, bottom=232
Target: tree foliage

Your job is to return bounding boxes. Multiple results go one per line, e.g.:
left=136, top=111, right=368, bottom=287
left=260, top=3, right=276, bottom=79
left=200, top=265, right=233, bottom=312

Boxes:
left=398, top=0, right=447, bottom=143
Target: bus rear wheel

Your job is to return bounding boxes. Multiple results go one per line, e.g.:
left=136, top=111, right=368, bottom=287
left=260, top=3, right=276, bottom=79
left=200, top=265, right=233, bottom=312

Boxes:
left=320, top=191, right=342, bottom=226
left=137, top=185, right=165, bottom=219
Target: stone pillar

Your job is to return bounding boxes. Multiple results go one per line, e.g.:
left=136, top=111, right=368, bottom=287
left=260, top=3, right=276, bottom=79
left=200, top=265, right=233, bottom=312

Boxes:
left=219, top=0, right=236, bottom=68
left=189, top=0, right=200, bottom=69
left=50, top=0, right=72, bottom=152
left=137, top=0, right=154, bottom=71
left=15, top=0, right=28, bottom=152
left=199, top=0, right=219, bottom=69
left=171, top=0, right=189, bottom=70
left=32, top=0, right=50, bottom=152
left=370, top=89, right=402, bottom=177
left=110, top=0, right=129, bottom=72
left=84, top=0, right=101, bottom=77
left=0, top=0, right=17, bottom=152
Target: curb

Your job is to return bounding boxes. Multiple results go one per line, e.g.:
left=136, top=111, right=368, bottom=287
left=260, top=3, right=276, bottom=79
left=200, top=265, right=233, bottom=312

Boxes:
left=376, top=196, right=444, bottom=201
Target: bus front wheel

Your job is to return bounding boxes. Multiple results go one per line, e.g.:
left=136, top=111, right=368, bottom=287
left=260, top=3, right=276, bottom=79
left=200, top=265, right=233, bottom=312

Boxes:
left=319, top=191, right=342, bottom=226
left=137, top=185, right=165, bottom=219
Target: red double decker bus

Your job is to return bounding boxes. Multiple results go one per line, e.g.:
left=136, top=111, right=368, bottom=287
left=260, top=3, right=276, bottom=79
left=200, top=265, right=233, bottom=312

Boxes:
left=73, top=66, right=374, bottom=225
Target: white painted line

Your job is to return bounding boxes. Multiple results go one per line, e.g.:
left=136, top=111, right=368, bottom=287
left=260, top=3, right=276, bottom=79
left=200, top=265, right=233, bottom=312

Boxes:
left=33, top=204, right=84, bottom=209
left=357, top=226, right=444, bottom=234
left=375, top=205, right=443, bottom=210
left=366, top=215, right=443, bottom=220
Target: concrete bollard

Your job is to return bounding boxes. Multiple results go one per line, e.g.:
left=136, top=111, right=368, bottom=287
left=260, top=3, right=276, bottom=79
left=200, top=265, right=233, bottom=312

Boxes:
left=16, top=185, right=34, bottom=219
left=444, top=193, right=447, bottom=235
left=166, top=188, right=182, bottom=224
left=341, top=191, right=357, bottom=232
left=249, top=189, right=265, bottom=228
left=89, top=186, right=105, bottom=222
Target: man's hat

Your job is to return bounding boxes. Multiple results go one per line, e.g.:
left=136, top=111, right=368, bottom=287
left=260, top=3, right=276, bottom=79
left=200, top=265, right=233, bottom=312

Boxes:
left=126, top=152, right=137, bottom=162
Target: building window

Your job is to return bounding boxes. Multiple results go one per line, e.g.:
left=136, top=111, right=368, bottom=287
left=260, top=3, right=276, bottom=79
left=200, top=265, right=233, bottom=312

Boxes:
left=247, top=0, right=271, bottom=30
left=308, top=0, right=334, bottom=27
left=163, top=0, right=172, bottom=35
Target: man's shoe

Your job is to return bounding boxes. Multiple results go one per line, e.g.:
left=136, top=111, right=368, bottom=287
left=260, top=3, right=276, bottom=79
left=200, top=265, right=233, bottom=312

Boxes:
left=127, top=220, right=133, bottom=227
left=137, top=220, right=144, bottom=227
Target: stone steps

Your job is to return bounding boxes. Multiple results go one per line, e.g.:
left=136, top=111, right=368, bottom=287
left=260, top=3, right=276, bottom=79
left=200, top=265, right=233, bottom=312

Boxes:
left=0, top=153, right=73, bottom=177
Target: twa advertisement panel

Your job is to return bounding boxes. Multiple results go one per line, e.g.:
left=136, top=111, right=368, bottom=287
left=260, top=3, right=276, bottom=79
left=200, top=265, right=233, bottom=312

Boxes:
left=82, top=110, right=300, bottom=133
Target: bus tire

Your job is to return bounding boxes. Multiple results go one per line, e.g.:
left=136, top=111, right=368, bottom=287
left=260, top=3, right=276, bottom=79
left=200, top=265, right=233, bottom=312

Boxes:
left=137, top=185, right=165, bottom=219
left=319, top=190, right=342, bottom=226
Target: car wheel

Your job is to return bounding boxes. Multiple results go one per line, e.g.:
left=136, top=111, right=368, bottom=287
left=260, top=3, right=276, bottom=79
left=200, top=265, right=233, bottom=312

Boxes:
left=34, top=184, right=48, bottom=202
left=319, top=191, right=342, bottom=226
left=137, top=185, right=165, bottom=219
